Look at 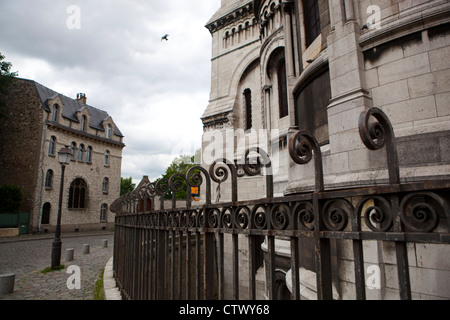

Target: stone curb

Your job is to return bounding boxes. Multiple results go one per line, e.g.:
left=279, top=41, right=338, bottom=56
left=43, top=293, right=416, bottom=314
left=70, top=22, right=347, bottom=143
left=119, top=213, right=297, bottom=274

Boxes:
left=103, top=256, right=122, bottom=300
left=0, top=231, right=114, bottom=244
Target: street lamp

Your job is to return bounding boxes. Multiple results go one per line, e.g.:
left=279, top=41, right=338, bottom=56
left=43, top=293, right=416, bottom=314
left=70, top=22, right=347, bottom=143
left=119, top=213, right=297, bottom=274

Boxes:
left=51, top=146, right=73, bottom=270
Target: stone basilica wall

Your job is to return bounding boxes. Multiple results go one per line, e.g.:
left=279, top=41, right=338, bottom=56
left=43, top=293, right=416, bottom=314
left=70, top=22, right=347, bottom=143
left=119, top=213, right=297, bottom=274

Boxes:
left=202, top=0, right=450, bottom=300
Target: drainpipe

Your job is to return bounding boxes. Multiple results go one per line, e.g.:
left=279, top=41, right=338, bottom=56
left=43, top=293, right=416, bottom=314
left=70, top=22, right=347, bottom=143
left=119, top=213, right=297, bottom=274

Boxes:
left=37, top=122, right=48, bottom=234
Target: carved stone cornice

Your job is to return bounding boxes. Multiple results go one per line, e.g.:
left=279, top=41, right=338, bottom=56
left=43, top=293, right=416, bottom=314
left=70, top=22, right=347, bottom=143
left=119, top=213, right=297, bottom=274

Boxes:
left=206, top=2, right=255, bottom=33
left=202, top=112, right=233, bottom=132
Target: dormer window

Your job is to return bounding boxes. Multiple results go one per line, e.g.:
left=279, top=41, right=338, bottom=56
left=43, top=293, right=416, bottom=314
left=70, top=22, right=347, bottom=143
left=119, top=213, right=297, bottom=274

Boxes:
left=106, top=124, right=112, bottom=139
left=81, top=115, right=87, bottom=131
left=52, top=104, right=59, bottom=122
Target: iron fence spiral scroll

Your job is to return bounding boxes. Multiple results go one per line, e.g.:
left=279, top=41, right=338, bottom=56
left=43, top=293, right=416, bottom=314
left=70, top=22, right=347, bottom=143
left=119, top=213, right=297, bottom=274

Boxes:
left=399, top=192, right=449, bottom=233
left=356, top=195, right=393, bottom=232
left=251, top=204, right=268, bottom=230
left=236, top=206, right=251, bottom=230
left=292, top=201, right=314, bottom=231
left=359, top=107, right=399, bottom=184
left=187, top=166, right=211, bottom=205
left=322, top=199, right=352, bottom=232
left=288, top=130, right=324, bottom=192
left=271, top=204, right=290, bottom=230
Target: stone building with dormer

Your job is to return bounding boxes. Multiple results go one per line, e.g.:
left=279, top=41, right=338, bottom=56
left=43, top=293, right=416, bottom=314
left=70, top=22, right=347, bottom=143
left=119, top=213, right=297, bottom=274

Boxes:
left=0, top=78, right=125, bottom=233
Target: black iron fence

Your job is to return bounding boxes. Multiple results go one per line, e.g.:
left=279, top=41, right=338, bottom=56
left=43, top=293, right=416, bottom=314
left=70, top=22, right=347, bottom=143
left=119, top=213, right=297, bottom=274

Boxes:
left=111, top=108, right=450, bottom=300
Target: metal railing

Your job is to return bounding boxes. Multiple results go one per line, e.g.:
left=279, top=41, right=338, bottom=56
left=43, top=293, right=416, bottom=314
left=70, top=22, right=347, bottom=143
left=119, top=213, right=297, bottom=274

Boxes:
left=111, top=108, right=450, bottom=300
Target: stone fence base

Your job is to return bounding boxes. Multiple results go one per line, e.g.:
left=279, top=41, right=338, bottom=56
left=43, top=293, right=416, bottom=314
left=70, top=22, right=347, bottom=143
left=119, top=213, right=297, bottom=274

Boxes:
left=0, top=228, right=19, bottom=237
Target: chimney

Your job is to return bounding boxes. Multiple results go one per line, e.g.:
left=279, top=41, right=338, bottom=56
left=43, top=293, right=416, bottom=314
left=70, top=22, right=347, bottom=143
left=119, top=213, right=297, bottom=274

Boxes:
left=76, top=93, right=87, bottom=104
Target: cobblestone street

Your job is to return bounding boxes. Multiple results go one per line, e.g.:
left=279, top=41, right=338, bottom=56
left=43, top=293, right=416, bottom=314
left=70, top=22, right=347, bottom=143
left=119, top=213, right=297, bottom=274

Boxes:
left=0, top=232, right=114, bottom=300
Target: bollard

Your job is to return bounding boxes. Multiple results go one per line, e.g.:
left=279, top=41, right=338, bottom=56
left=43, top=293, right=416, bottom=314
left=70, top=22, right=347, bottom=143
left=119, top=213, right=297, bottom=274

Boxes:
left=102, top=239, right=108, bottom=248
left=83, top=244, right=90, bottom=254
left=66, top=248, right=75, bottom=262
left=0, top=273, right=15, bottom=297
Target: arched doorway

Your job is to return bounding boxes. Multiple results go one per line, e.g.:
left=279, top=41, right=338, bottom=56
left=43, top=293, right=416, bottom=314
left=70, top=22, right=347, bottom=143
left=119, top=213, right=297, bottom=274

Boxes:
left=42, top=202, right=51, bottom=224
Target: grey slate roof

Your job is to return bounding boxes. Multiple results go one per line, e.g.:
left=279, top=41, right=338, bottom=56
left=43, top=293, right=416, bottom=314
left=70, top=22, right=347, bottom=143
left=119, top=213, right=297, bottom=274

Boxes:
left=29, top=79, right=123, bottom=137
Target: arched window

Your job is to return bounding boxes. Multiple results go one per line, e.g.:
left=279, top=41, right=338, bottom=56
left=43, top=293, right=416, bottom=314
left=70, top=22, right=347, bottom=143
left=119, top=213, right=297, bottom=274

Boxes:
left=81, top=115, right=87, bottom=131
left=68, top=178, right=87, bottom=209
left=48, top=136, right=56, bottom=156
left=244, top=89, right=252, bottom=131
left=104, top=150, right=110, bottom=166
left=303, top=0, right=321, bottom=47
left=106, top=124, right=112, bottom=139
left=100, top=203, right=108, bottom=222
left=45, top=169, right=54, bottom=188
left=77, top=144, right=85, bottom=162
left=267, top=47, right=288, bottom=121
left=70, top=142, right=77, bottom=161
left=42, top=202, right=51, bottom=225
left=277, top=59, right=288, bottom=118
left=294, top=67, right=331, bottom=145
left=85, top=146, right=92, bottom=163
left=52, top=104, right=59, bottom=122
left=102, top=177, right=109, bottom=194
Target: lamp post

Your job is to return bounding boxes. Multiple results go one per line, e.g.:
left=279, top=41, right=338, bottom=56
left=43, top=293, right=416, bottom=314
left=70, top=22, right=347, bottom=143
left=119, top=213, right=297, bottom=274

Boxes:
left=51, top=146, right=73, bottom=270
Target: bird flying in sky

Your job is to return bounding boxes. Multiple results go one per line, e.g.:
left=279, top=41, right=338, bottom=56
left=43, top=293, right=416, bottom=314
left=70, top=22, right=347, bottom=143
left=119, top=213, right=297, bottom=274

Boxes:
left=161, top=34, right=169, bottom=41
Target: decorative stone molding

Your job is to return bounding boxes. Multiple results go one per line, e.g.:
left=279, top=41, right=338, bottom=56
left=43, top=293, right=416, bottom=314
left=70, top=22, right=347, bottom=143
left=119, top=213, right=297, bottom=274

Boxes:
left=202, top=112, right=233, bottom=132
left=206, top=2, right=254, bottom=34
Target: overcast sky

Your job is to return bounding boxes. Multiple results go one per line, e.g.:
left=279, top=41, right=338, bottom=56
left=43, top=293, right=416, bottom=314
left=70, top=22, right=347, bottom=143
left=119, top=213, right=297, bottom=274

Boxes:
left=0, top=0, right=221, bottom=183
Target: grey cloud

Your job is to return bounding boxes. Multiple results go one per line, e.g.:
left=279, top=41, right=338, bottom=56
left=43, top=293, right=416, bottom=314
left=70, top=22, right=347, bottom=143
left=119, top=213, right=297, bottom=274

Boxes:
left=0, top=0, right=220, bottom=182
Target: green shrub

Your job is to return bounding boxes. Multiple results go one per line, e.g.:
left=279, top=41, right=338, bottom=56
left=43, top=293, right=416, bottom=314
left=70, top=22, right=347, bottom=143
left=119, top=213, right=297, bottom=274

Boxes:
left=0, top=184, right=22, bottom=213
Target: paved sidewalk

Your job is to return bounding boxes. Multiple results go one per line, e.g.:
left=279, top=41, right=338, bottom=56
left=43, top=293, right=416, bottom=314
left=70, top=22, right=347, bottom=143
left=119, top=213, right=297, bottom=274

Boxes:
left=0, top=231, right=115, bottom=300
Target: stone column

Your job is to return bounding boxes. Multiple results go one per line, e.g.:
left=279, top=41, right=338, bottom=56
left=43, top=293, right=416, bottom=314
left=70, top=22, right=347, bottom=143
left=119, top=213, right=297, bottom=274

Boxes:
left=344, top=0, right=355, bottom=21
left=283, top=3, right=296, bottom=79
left=326, top=2, right=378, bottom=186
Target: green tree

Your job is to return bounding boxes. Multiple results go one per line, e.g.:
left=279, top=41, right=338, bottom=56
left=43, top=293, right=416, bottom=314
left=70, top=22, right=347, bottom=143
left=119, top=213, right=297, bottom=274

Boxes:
left=120, top=177, right=136, bottom=196
left=0, top=184, right=22, bottom=213
left=156, top=150, right=200, bottom=200
left=0, top=52, right=19, bottom=119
